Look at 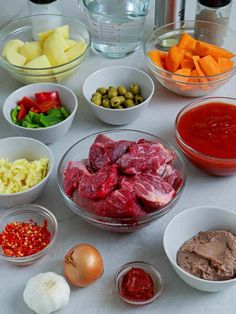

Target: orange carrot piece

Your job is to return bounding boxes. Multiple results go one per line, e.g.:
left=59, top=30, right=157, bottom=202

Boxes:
left=195, top=40, right=235, bottom=59
left=181, top=58, right=195, bottom=70
left=172, top=68, right=191, bottom=82
left=188, top=69, right=199, bottom=83
left=192, top=55, right=209, bottom=90
left=217, top=57, right=234, bottom=73
left=192, top=56, right=208, bottom=81
left=148, top=50, right=163, bottom=68
left=178, top=32, right=196, bottom=52
left=184, top=51, right=194, bottom=59
left=166, top=46, right=185, bottom=72
left=199, top=55, right=221, bottom=76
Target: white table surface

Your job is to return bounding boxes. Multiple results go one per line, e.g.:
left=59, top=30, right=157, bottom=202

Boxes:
left=0, top=1, right=236, bottom=313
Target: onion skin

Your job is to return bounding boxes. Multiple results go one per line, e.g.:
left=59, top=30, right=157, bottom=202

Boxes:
left=64, top=243, right=103, bottom=287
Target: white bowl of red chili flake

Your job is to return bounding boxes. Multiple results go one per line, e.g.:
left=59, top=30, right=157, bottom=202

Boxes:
left=0, top=204, right=57, bottom=265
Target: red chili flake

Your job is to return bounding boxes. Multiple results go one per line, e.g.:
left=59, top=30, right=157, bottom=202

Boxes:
left=0, top=220, right=51, bottom=257
left=121, top=267, right=155, bottom=302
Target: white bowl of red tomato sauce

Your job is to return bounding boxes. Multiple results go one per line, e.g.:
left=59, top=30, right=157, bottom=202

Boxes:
left=175, top=97, right=236, bottom=176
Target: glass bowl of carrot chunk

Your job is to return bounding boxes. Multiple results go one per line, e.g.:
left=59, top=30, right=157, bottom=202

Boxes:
left=144, top=20, right=236, bottom=97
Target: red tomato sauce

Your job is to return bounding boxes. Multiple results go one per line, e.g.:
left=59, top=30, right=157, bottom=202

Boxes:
left=121, top=267, right=154, bottom=302
left=177, top=102, right=236, bottom=159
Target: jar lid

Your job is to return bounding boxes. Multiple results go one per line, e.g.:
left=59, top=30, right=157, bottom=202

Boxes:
left=29, top=0, right=57, bottom=4
left=198, top=0, right=231, bottom=7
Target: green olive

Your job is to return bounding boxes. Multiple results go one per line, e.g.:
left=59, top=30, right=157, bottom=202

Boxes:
left=119, top=96, right=125, bottom=104
left=96, top=87, right=107, bottom=95
left=117, top=86, right=127, bottom=96
left=92, top=95, right=102, bottom=106
left=124, top=91, right=134, bottom=100
left=115, top=105, right=124, bottom=110
left=108, top=89, right=118, bottom=99
left=130, top=84, right=140, bottom=95
left=134, top=95, right=144, bottom=105
left=102, top=99, right=111, bottom=108
left=92, top=92, right=102, bottom=98
left=102, top=94, right=109, bottom=100
left=110, top=96, right=121, bottom=108
left=108, top=86, right=116, bottom=91
left=124, top=99, right=135, bottom=108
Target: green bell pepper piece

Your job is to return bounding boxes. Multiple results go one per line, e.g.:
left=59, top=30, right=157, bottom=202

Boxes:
left=39, top=114, right=61, bottom=127
left=22, top=120, right=40, bottom=128
left=10, top=106, right=20, bottom=124
left=47, top=108, right=63, bottom=119
left=61, top=107, right=70, bottom=119
left=28, top=111, right=41, bottom=125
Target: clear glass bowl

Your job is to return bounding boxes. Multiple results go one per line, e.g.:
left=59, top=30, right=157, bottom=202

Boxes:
left=0, top=204, right=58, bottom=265
left=143, top=20, right=236, bottom=97
left=0, top=15, right=91, bottom=84
left=114, top=261, right=163, bottom=305
left=57, top=129, right=185, bottom=233
left=175, top=97, right=236, bottom=176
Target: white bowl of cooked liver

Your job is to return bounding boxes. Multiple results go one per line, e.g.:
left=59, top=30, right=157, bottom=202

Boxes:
left=163, top=206, right=236, bottom=292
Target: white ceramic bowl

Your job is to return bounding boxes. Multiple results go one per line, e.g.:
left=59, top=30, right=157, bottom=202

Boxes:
left=0, top=137, right=54, bottom=208
left=3, top=83, right=78, bottom=144
left=163, top=206, right=236, bottom=292
left=82, top=66, right=155, bottom=125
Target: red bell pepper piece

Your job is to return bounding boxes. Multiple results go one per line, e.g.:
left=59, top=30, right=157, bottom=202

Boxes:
left=30, top=107, right=40, bottom=113
left=17, top=96, right=38, bottom=110
left=35, top=91, right=60, bottom=106
left=37, top=100, right=59, bottom=113
left=17, top=104, right=27, bottom=121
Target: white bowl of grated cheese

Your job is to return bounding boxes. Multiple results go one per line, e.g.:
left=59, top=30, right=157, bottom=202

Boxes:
left=0, top=137, right=54, bottom=208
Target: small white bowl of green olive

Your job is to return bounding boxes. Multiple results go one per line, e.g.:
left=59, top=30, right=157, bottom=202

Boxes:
left=82, top=66, right=155, bottom=125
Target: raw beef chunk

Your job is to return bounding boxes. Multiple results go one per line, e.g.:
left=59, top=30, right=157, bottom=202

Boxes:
left=64, top=161, right=90, bottom=197
left=133, top=173, right=176, bottom=210
left=117, top=174, right=135, bottom=191
left=161, top=165, right=183, bottom=191
left=93, top=188, right=145, bottom=218
left=107, top=189, right=145, bottom=217
left=117, top=139, right=175, bottom=175
left=89, top=135, right=132, bottom=170
left=79, top=164, right=118, bottom=200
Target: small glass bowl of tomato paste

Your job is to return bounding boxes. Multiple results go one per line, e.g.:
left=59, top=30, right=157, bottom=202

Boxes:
left=0, top=204, right=58, bottom=265
left=114, top=261, right=163, bottom=305
left=175, top=97, right=236, bottom=176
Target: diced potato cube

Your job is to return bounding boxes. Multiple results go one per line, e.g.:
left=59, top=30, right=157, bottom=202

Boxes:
left=43, top=32, right=69, bottom=66
left=38, top=24, right=69, bottom=47
left=65, top=40, right=86, bottom=61
left=65, top=39, right=77, bottom=51
left=2, top=39, right=24, bottom=58
left=19, top=41, right=43, bottom=62
left=6, top=50, right=26, bottom=66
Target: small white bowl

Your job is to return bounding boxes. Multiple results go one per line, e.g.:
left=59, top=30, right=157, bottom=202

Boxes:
left=163, top=206, right=236, bottom=292
left=3, top=83, right=78, bottom=144
left=82, top=66, right=155, bottom=125
left=0, top=137, right=54, bottom=208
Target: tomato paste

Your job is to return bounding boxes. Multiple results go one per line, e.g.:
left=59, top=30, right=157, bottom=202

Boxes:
left=177, top=102, right=236, bottom=159
left=121, top=267, right=154, bottom=302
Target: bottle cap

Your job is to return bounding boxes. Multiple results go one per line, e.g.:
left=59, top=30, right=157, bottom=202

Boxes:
left=29, top=0, right=57, bottom=4
left=198, top=0, right=231, bottom=7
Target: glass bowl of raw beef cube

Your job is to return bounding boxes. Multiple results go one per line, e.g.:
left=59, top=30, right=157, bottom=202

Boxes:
left=57, top=129, right=186, bottom=232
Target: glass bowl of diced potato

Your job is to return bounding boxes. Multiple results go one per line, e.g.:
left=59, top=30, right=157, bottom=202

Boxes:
left=0, top=15, right=91, bottom=84
left=143, top=20, right=236, bottom=97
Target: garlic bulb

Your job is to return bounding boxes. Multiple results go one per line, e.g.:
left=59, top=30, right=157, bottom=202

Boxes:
left=23, top=272, right=70, bottom=314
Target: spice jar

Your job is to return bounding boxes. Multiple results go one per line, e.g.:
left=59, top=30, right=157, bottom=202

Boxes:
left=195, top=0, right=232, bottom=45
left=27, top=0, right=62, bottom=39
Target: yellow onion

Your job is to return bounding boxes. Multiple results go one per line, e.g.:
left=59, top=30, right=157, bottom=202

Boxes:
left=64, top=243, right=103, bottom=287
